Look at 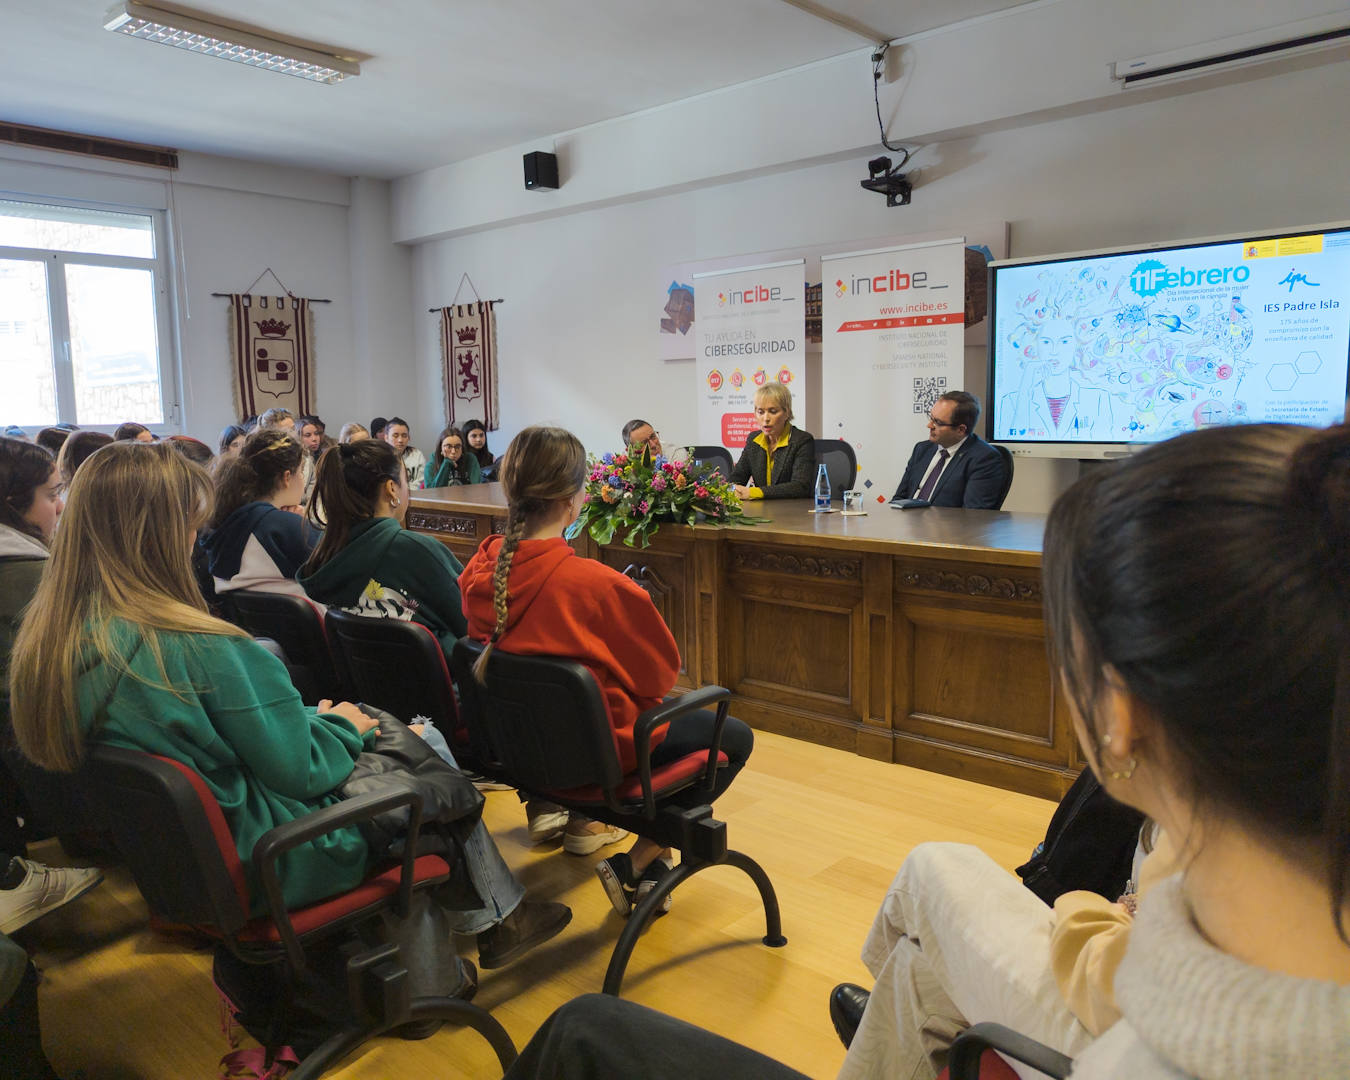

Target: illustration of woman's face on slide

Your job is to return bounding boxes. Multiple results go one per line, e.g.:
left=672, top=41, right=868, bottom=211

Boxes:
left=1036, top=319, right=1076, bottom=371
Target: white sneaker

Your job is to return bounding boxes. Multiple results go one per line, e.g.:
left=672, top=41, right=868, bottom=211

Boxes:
left=525, top=801, right=569, bottom=843
left=0, top=858, right=104, bottom=934
left=562, top=819, right=629, bottom=856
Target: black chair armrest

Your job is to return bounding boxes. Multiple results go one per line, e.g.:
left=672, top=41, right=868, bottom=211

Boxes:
left=947, top=1023, right=1073, bottom=1080
left=253, top=781, right=426, bottom=970
left=632, top=686, right=731, bottom=817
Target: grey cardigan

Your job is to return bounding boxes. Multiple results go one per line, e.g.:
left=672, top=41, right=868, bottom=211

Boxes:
left=1069, top=875, right=1350, bottom=1079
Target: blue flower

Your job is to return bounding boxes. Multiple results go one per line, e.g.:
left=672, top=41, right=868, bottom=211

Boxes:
left=601, top=452, right=615, bottom=465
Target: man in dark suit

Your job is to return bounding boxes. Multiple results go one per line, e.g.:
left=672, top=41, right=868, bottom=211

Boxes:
left=893, top=391, right=1008, bottom=509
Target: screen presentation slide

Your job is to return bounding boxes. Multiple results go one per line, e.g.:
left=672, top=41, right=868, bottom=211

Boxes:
left=989, top=230, right=1350, bottom=444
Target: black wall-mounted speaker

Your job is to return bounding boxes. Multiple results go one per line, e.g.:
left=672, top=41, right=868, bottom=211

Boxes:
left=523, top=151, right=559, bottom=191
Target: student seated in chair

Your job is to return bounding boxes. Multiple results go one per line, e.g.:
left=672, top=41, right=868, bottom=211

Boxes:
left=299, top=438, right=467, bottom=658
left=8, top=441, right=570, bottom=974
left=459, top=425, right=755, bottom=910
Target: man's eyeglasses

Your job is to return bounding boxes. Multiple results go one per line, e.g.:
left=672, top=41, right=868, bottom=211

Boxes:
left=927, top=414, right=958, bottom=428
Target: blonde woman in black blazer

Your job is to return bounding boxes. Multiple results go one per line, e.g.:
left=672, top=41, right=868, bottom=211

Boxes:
left=730, top=383, right=816, bottom=500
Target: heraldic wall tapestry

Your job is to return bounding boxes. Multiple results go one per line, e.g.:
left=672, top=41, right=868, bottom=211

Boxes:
left=228, top=294, right=316, bottom=420
left=439, top=300, right=499, bottom=429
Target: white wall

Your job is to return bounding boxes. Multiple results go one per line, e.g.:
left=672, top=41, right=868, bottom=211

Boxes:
left=407, top=53, right=1350, bottom=511
left=0, top=144, right=412, bottom=445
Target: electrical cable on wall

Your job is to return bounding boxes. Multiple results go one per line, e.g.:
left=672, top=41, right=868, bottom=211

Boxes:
left=871, top=43, right=910, bottom=167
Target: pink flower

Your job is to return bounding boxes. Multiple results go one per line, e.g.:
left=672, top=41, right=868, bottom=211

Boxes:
left=650, top=474, right=667, bottom=492
left=638, top=500, right=650, bottom=514
left=694, top=485, right=709, bottom=498
left=582, top=493, right=592, bottom=502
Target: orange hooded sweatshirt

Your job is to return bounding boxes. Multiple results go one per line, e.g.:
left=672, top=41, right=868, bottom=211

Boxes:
left=459, top=536, right=681, bottom=774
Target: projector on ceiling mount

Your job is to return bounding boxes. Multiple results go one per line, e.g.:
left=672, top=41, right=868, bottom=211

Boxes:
left=860, top=155, right=911, bottom=207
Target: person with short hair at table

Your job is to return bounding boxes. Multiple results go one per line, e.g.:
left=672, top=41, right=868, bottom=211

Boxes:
left=730, top=383, right=815, bottom=500
left=382, top=416, right=426, bottom=489
left=892, top=390, right=1006, bottom=508
left=621, top=419, right=663, bottom=456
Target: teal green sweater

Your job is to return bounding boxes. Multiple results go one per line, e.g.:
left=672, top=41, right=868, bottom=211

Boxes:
left=77, top=622, right=373, bottom=912
left=298, top=517, right=467, bottom=657
left=425, top=454, right=481, bottom=488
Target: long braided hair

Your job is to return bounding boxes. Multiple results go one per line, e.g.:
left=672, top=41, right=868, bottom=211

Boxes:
left=472, top=425, right=587, bottom=682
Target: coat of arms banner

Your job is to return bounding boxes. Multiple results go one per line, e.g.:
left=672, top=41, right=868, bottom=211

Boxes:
left=228, top=294, right=315, bottom=420
left=439, top=300, right=499, bottom=430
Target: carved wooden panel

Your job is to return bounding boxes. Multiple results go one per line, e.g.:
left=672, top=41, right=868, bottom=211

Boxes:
left=405, top=510, right=479, bottom=537
left=896, top=563, right=1041, bottom=603
left=620, top=563, right=674, bottom=628
left=598, top=543, right=696, bottom=687
left=738, top=597, right=852, bottom=701
left=730, top=544, right=861, bottom=581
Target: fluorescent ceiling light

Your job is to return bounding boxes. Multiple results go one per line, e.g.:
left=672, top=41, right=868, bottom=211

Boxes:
left=103, top=2, right=360, bottom=84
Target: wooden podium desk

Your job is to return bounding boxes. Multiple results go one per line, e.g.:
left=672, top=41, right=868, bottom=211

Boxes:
left=408, top=485, right=1077, bottom=800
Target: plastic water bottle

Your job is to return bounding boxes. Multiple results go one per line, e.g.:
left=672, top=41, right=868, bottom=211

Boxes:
left=815, top=463, right=831, bottom=510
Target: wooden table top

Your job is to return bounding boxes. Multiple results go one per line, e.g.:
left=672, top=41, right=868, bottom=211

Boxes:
left=410, top=484, right=1047, bottom=565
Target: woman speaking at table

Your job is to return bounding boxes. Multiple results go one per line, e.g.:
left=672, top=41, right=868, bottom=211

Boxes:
left=729, top=383, right=815, bottom=500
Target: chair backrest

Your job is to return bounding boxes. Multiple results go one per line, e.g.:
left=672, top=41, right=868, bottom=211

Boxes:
left=450, top=639, right=624, bottom=794
left=688, top=445, right=734, bottom=481
left=814, top=439, right=857, bottom=500
left=82, top=745, right=250, bottom=935
left=325, top=610, right=459, bottom=732
left=992, top=444, right=1014, bottom=510
left=227, top=591, right=343, bottom=704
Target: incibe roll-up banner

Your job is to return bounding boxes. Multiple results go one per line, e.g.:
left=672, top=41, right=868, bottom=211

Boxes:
left=694, top=259, right=806, bottom=452
left=821, top=239, right=967, bottom=502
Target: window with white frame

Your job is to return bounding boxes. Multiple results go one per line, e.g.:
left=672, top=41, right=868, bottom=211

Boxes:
left=0, top=197, right=176, bottom=429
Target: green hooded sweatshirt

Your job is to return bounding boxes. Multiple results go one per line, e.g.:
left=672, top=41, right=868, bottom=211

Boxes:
left=298, top=517, right=468, bottom=656
left=77, top=620, right=373, bottom=912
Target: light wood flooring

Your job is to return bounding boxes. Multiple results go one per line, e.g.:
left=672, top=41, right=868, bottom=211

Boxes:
left=18, top=731, right=1055, bottom=1078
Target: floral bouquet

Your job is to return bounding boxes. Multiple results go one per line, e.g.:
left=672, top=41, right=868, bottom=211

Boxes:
left=572, top=443, right=764, bottom=548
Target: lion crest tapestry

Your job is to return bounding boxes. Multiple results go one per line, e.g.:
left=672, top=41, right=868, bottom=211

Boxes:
left=439, top=300, right=499, bottom=430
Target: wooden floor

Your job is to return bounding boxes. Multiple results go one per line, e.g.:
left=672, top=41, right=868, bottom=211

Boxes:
left=19, top=731, right=1055, bottom=1079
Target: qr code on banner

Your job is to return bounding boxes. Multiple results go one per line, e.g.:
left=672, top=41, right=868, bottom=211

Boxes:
left=912, top=376, right=947, bottom=415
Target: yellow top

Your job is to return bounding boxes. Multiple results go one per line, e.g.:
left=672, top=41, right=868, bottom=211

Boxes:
left=745, top=427, right=792, bottom=499
left=1049, top=828, right=1178, bottom=1035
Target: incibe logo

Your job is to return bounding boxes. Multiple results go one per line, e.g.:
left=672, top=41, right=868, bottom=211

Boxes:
left=718, top=284, right=791, bottom=307
left=1130, top=258, right=1250, bottom=298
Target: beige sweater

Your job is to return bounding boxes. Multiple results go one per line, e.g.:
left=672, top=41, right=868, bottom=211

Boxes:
left=1049, top=829, right=1177, bottom=1035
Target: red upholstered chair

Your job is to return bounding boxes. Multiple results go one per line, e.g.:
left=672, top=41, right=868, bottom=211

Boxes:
left=450, top=638, right=786, bottom=996
left=225, top=591, right=349, bottom=705
left=83, top=745, right=516, bottom=1079
left=943, top=1023, right=1072, bottom=1080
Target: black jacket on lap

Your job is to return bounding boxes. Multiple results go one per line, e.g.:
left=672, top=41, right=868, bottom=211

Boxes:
left=730, top=425, right=816, bottom=500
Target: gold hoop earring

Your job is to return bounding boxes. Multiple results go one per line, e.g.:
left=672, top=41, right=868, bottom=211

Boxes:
left=1099, top=733, right=1138, bottom=781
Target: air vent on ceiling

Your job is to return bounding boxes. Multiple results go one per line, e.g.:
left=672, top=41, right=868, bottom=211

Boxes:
left=0, top=121, right=178, bottom=169
left=1111, top=13, right=1350, bottom=89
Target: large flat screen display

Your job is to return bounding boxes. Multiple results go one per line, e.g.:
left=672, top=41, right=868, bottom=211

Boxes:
left=987, top=224, right=1350, bottom=456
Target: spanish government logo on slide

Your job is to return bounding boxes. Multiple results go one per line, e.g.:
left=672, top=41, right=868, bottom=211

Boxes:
left=1130, top=258, right=1249, bottom=297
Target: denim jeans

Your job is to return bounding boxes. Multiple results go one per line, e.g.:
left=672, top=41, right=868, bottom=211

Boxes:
left=417, top=722, right=525, bottom=935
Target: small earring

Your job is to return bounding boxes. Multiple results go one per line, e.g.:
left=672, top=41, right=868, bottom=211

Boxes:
left=390, top=496, right=400, bottom=508
left=1099, top=733, right=1138, bottom=781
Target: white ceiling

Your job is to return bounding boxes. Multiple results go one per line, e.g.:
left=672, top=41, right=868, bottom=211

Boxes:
left=0, top=0, right=1037, bottom=179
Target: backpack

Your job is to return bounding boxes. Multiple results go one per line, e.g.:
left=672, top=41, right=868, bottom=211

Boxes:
left=1015, top=768, right=1146, bottom=905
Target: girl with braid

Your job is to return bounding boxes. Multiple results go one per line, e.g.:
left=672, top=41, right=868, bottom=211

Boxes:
left=459, top=426, right=755, bottom=915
